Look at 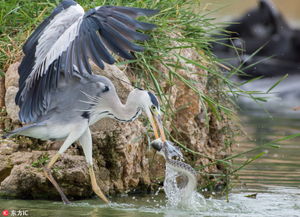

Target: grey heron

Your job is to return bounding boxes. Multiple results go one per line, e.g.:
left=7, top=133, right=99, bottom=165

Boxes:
left=3, top=0, right=163, bottom=204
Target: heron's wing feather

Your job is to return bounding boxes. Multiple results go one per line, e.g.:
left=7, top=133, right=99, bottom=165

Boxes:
left=77, top=6, right=159, bottom=68
left=17, top=1, right=78, bottom=107
left=17, top=0, right=84, bottom=123
left=16, top=3, right=158, bottom=123
left=22, top=3, right=66, bottom=55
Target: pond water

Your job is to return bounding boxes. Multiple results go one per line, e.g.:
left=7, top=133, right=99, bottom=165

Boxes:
left=0, top=185, right=299, bottom=217
left=1, top=1, right=300, bottom=217
left=235, top=113, right=300, bottom=189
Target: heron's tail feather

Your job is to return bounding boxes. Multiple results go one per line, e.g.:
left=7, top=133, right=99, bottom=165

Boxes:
left=1, top=123, right=44, bottom=139
left=2, top=131, right=15, bottom=139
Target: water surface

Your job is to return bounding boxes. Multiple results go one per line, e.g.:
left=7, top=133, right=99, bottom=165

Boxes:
left=234, top=113, right=300, bottom=189
left=0, top=186, right=300, bottom=217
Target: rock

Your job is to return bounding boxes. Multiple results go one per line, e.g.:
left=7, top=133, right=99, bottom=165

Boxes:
left=0, top=139, right=19, bottom=155
left=0, top=77, right=5, bottom=108
left=4, top=86, right=19, bottom=122
left=0, top=164, right=47, bottom=199
left=0, top=151, right=93, bottom=199
left=154, top=33, right=231, bottom=177
left=0, top=77, right=5, bottom=131
left=4, top=62, right=20, bottom=89
left=0, top=155, right=13, bottom=183
left=3, top=62, right=20, bottom=123
left=91, top=120, right=149, bottom=194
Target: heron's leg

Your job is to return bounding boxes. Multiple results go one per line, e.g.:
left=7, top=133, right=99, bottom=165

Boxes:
left=79, top=128, right=110, bottom=203
left=44, top=165, right=71, bottom=204
left=44, top=125, right=88, bottom=204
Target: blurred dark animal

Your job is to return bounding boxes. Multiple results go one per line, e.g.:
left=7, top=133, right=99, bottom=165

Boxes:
left=212, top=0, right=300, bottom=79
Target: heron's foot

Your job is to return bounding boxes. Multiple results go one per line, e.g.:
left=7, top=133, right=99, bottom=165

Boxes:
left=92, top=181, right=110, bottom=203
left=89, top=166, right=110, bottom=203
left=43, top=167, right=71, bottom=205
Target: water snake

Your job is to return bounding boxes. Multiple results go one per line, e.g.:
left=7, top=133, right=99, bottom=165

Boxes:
left=150, top=139, right=198, bottom=204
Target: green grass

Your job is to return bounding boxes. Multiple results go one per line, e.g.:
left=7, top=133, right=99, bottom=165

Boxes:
left=31, top=153, right=49, bottom=168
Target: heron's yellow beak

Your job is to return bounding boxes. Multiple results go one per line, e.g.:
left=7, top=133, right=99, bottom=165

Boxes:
left=148, top=109, right=166, bottom=142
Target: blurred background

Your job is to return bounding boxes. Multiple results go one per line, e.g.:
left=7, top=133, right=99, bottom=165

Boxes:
left=202, top=0, right=300, bottom=26
left=202, top=0, right=300, bottom=191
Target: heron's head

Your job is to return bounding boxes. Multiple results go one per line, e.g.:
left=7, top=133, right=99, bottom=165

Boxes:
left=130, top=89, right=165, bottom=141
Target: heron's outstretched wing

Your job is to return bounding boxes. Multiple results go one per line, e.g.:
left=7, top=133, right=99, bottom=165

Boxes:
left=16, top=0, right=158, bottom=123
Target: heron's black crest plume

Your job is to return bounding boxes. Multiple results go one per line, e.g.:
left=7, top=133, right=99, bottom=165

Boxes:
left=81, top=111, right=90, bottom=119
left=147, top=91, right=159, bottom=108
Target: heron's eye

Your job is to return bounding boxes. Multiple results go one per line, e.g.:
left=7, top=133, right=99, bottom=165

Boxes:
left=151, top=105, right=156, bottom=110
left=102, top=85, right=109, bottom=93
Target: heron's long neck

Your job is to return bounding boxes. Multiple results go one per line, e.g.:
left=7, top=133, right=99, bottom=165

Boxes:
left=110, top=92, right=142, bottom=122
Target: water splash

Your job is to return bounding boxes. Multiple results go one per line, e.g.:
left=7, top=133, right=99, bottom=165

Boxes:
left=149, top=138, right=207, bottom=210
left=163, top=163, right=206, bottom=210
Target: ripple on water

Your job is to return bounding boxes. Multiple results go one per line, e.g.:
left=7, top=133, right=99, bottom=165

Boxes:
left=0, top=186, right=300, bottom=217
